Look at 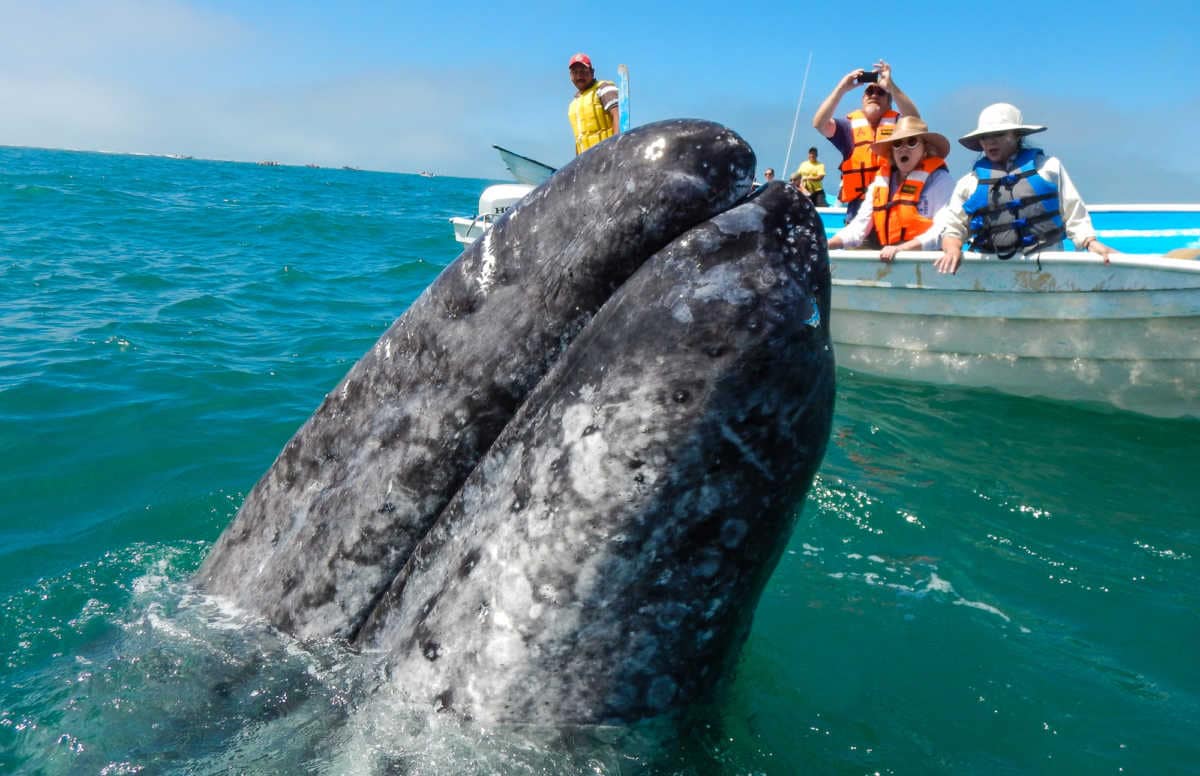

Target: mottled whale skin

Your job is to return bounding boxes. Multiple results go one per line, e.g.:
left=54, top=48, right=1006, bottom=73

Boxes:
left=355, top=182, right=834, bottom=724
left=196, top=120, right=756, bottom=640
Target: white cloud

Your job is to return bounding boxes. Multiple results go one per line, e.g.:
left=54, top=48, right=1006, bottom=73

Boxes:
left=0, top=0, right=246, bottom=72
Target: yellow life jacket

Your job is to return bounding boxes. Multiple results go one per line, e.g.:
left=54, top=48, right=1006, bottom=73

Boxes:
left=838, top=109, right=899, bottom=204
left=569, top=80, right=616, bottom=154
left=870, top=156, right=948, bottom=246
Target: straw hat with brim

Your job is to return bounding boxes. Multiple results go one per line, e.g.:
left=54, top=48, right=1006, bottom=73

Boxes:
left=958, top=103, right=1046, bottom=151
left=870, top=116, right=951, bottom=159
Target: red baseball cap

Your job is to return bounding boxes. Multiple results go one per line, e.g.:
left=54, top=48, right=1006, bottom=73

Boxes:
left=568, top=53, right=593, bottom=69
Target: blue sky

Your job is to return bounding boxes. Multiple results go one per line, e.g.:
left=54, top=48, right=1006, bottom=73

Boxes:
left=2, top=0, right=1197, bottom=200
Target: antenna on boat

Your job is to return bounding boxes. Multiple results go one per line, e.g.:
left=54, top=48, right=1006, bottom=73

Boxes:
left=782, top=51, right=814, bottom=180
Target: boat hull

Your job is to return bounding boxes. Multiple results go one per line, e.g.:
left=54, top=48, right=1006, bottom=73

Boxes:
left=830, top=251, right=1200, bottom=418
left=450, top=215, right=487, bottom=245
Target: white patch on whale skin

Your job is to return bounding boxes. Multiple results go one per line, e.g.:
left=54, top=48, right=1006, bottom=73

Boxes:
left=712, top=202, right=766, bottom=236
left=476, top=229, right=498, bottom=295
left=482, top=626, right=526, bottom=671
left=692, top=262, right=758, bottom=307
left=668, top=248, right=759, bottom=323
left=643, top=136, right=667, bottom=161
left=561, top=401, right=610, bottom=502
left=476, top=569, right=534, bottom=671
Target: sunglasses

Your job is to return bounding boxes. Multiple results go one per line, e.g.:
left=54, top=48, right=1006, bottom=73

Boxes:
left=891, top=137, right=922, bottom=149
left=864, top=86, right=888, bottom=97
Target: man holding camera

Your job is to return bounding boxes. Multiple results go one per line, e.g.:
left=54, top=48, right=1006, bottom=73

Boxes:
left=812, top=60, right=920, bottom=223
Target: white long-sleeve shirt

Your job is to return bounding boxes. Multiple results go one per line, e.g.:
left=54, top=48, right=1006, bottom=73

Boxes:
left=937, top=153, right=1097, bottom=249
left=832, top=166, right=954, bottom=250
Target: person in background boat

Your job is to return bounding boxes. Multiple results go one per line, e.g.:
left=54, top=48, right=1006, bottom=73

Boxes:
left=827, top=116, right=953, bottom=259
left=934, top=103, right=1115, bottom=274
left=812, top=60, right=920, bottom=223
left=762, top=168, right=776, bottom=184
left=568, top=53, right=620, bottom=155
left=795, top=147, right=828, bottom=206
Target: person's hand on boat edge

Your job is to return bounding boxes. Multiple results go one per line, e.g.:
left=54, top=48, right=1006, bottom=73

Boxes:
left=935, top=237, right=964, bottom=274
left=880, top=234, right=925, bottom=263
left=934, top=236, right=1116, bottom=274
left=1081, top=235, right=1115, bottom=263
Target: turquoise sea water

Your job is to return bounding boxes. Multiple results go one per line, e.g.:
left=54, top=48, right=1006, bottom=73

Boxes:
left=1, top=146, right=1197, bottom=774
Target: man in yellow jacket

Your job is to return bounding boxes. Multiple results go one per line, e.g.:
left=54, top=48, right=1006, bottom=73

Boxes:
left=568, top=53, right=620, bottom=155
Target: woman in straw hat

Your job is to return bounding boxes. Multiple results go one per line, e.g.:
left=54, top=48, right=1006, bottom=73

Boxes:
left=934, top=102, right=1114, bottom=274
left=827, top=115, right=954, bottom=261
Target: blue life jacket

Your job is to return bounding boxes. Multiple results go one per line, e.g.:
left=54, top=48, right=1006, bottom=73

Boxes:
left=962, top=148, right=1065, bottom=259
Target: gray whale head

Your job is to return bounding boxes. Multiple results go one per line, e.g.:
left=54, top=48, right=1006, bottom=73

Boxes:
left=197, top=121, right=833, bottom=724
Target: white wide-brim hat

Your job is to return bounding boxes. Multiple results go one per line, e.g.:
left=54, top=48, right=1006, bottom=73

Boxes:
left=958, top=103, right=1046, bottom=151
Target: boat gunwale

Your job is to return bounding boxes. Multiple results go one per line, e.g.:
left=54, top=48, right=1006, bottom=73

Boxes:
left=817, top=203, right=1200, bottom=215
left=828, top=249, right=1200, bottom=275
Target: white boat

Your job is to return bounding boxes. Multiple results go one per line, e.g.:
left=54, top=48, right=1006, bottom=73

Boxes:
left=449, top=146, right=558, bottom=246
left=821, top=203, right=1200, bottom=416
left=829, top=249, right=1200, bottom=418
left=450, top=183, right=537, bottom=245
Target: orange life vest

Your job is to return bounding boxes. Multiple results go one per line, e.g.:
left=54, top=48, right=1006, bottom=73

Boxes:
left=837, top=109, right=899, bottom=204
left=870, top=156, right=949, bottom=246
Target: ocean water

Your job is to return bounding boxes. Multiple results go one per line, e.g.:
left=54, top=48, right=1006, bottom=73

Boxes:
left=1, top=145, right=1197, bottom=774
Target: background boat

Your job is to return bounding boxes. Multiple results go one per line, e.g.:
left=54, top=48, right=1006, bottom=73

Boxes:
left=449, top=146, right=557, bottom=244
